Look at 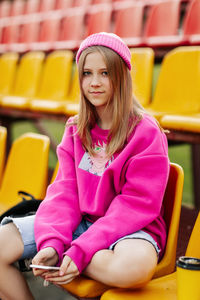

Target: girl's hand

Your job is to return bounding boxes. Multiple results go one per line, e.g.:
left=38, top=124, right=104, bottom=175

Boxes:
left=32, top=247, right=59, bottom=277
left=44, top=255, right=80, bottom=285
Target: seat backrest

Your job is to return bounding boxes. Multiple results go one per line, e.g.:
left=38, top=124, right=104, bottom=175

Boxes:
left=39, top=0, right=56, bottom=12
left=113, top=1, right=144, bottom=38
left=24, top=0, right=39, bottom=14
left=151, top=46, right=200, bottom=114
left=130, top=47, right=154, bottom=107
left=19, top=18, right=40, bottom=43
left=55, top=0, right=73, bottom=9
left=0, top=133, right=50, bottom=215
left=183, top=0, right=200, bottom=36
left=0, top=1, right=11, bottom=18
left=153, top=162, right=184, bottom=278
left=39, top=15, right=61, bottom=42
left=66, top=65, right=80, bottom=102
left=85, top=4, right=112, bottom=36
left=0, top=52, right=19, bottom=95
left=10, top=0, right=25, bottom=16
left=36, top=50, right=73, bottom=100
left=0, top=126, right=7, bottom=187
left=58, top=8, right=85, bottom=42
left=50, top=161, right=59, bottom=184
left=185, top=212, right=200, bottom=258
left=144, top=0, right=180, bottom=37
left=13, top=51, right=45, bottom=97
left=1, top=22, right=20, bottom=44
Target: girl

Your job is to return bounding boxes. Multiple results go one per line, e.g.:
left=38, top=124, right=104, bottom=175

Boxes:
left=0, top=32, right=170, bottom=300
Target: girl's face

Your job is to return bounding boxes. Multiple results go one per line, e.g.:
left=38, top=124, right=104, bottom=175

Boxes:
left=81, top=51, right=113, bottom=110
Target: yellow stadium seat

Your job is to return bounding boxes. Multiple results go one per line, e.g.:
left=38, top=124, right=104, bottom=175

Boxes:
left=0, top=126, right=7, bottom=186
left=0, top=133, right=50, bottom=215
left=29, top=50, right=73, bottom=114
left=1, top=51, right=45, bottom=109
left=50, top=161, right=59, bottom=184
left=64, top=65, right=80, bottom=116
left=130, top=48, right=154, bottom=107
left=0, top=52, right=19, bottom=99
left=61, top=163, right=184, bottom=299
left=160, top=114, right=200, bottom=133
left=146, top=46, right=200, bottom=120
left=101, top=210, right=200, bottom=300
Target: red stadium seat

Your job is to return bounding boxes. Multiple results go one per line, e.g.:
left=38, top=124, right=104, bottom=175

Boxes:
left=0, top=1, right=11, bottom=18
left=113, top=1, right=144, bottom=47
left=55, top=0, right=73, bottom=9
left=24, top=0, right=39, bottom=14
left=143, top=0, right=182, bottom=47
left=182, top=0, right=200, bottom=45
left=10, top=0, right=25, bottom=16
left=54, top=7, right=85, bottom=50
left=85, top=3, right=112, bottom=36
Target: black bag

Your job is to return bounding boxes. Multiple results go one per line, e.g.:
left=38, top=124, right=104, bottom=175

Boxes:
left=0, top=191, right=42, bottom=222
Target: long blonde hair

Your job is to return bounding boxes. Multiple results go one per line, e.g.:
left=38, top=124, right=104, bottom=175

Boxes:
left=71, top=46, right=145, bottom=157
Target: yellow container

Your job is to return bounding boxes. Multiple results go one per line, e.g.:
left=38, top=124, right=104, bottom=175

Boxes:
left=176, top=256, right=200, bottom=300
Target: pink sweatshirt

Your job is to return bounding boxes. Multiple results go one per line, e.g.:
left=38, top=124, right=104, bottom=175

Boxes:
left=34, top=114, right=170, bottom=273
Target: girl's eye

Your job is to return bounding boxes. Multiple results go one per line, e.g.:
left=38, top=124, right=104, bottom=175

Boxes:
left=102, top=71, right=108, bottom=76
left=83, top=71, right=91, bottom=76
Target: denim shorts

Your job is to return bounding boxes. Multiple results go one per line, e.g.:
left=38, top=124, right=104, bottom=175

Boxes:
left=1, top=214, right=160, bottom=263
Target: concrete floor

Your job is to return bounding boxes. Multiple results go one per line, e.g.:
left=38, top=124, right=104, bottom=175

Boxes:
left=24, top=272, right=76, bottom=300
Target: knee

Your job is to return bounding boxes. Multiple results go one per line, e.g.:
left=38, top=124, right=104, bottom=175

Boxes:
left=110, top=249, right=157, bottom=288
left=0, top=223, right=23, bottom=264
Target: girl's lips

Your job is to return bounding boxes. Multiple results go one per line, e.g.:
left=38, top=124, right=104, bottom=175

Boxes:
left=90, top=91, right=104, bottom=94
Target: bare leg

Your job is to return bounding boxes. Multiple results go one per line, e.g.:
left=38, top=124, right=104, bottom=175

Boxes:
left=0, top=223, right=34, bottom=300
left=84, top=239, right=158, bottom=288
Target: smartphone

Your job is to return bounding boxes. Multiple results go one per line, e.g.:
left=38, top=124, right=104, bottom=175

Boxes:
left=30, top=264, right=60, bottom=271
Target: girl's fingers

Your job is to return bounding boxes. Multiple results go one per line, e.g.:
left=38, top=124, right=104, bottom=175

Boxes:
left=46, top=274, right=77, bottom=285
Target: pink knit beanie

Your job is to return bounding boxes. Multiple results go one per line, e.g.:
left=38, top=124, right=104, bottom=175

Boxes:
left=76, top=32, right=131, bottom=70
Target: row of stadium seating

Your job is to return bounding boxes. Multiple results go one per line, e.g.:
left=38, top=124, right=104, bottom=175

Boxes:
left=0, top=0, right=199, bottom=53
left=0, top=46, right=200, bottom=126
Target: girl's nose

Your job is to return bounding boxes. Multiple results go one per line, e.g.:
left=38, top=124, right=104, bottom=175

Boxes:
left=90, top=75, right=101, bottom=86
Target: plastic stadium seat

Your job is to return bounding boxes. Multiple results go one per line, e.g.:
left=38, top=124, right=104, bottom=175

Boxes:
left=24, top=0, right=39, bottom=14
left=0, top=1, right=11, bottom=18
left=1, top=51, right=45, bottom=109
left=10, top=0, right=25, bottom=16
left=182, top=0, right=200, bottom=45
left=146, top=46, right=200, bottom=120
left=9, top=16, right=41, bottom=53
left=73, top=0, right=91, bottom=6
left=0, top=133, right=50, bottom=215
left=55, top=0, right=73, bottom=9
left=29, top=50, right=73, bottom=113
left=0, top=21, right=20, bottom=53
left=0, top=126, right=7, bottom=186
left=160, top=114, right=200, bottom=133
left=61, top=163, right=184, bottom=299
left=101, top=207, right=200, bottom=300
left=0, top=52, right=19, bottom=98
left=130, top=47, right=154, bottom=107
left=54, top=7, right=85, bottom=50
left=113, top=1, right=144, bottom=47
left=64, top=65, right=80, bottom=115
left=85, top=3, right=112, bottom=36
left=143, top=0, right=182, bottom=47
left=28, top=13, right=61, bottom=51
left=38, top=0, right=56, bottom=12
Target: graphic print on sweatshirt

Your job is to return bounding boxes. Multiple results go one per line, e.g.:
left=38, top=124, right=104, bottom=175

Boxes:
left=78, top=141, right=114, bottom=176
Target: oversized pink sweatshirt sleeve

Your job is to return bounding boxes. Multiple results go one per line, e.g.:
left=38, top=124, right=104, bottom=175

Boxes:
left=34, top=124, right=82, bottom=263
left=65, top=116, right=170, bottom=272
